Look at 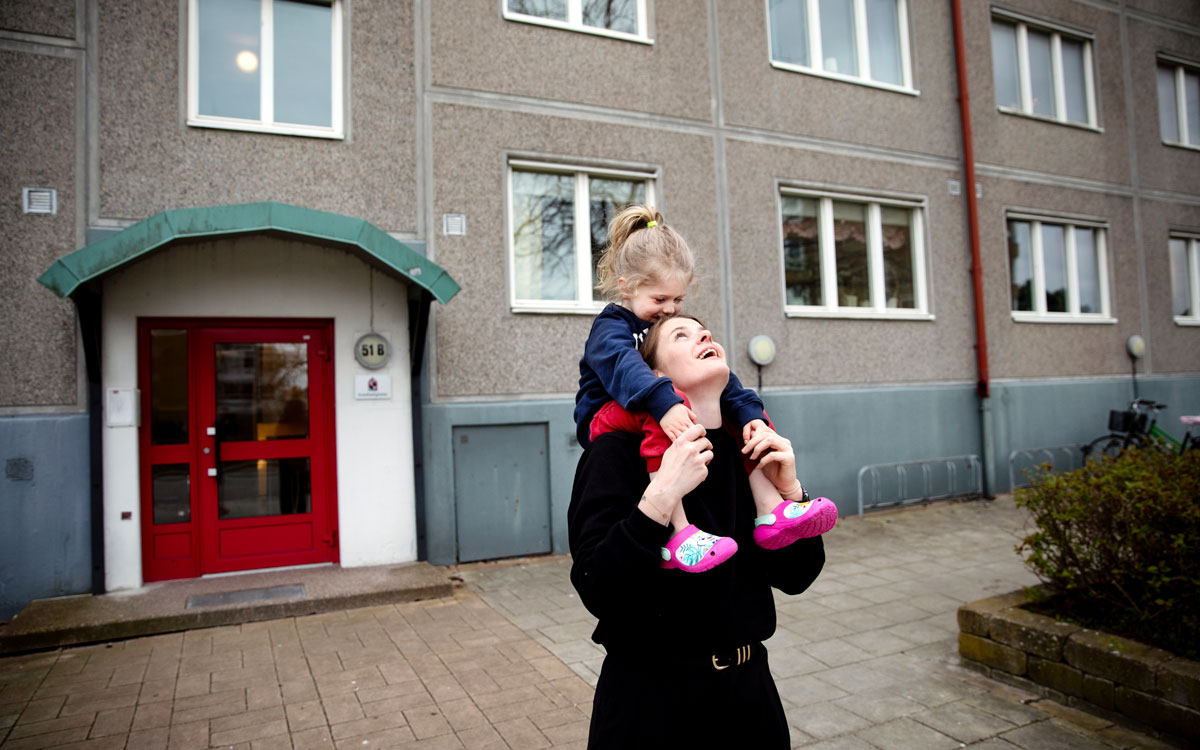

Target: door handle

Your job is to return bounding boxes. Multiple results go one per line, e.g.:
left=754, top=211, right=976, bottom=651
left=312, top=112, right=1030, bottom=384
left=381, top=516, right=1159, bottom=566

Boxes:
left=208, top=425, right=221, bottom=477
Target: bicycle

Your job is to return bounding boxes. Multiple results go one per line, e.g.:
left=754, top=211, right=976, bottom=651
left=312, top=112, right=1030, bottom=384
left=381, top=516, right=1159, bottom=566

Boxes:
left=1081, top=398, right=1200, bottom=460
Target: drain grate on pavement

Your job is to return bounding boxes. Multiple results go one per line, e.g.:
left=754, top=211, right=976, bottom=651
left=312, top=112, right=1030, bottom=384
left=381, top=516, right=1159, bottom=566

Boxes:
left=185, top=584, right=306, bottom=609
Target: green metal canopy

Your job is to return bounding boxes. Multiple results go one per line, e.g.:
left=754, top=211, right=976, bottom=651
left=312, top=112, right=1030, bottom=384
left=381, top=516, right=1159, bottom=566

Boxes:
left=38, top=201, right=460, bottom=304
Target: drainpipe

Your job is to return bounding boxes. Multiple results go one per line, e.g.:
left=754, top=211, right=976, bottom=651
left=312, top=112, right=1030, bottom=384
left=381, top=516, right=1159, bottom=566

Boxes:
left=951, top=0, right=996, bottom=498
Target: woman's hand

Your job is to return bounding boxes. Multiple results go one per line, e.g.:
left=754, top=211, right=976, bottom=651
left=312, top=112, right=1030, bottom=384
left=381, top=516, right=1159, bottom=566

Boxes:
left=644, top=424, right=712, bottom=508
left=742, top=425, right=802, bottom=499
left=659, top=402, right=699, bottom=441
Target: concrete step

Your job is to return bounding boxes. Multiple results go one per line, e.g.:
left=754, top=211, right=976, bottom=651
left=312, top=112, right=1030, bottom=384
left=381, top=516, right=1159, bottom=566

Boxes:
left=0, top=562, right=455, bottom=654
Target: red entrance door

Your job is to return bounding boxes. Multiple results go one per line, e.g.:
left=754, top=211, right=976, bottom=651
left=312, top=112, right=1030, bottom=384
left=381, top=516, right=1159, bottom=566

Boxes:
left=138, top=320, right=338, bottom=582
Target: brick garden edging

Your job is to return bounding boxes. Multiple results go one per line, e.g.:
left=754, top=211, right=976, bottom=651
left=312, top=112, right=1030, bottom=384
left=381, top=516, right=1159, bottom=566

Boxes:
left=958, top=588, right=1199, bottom=743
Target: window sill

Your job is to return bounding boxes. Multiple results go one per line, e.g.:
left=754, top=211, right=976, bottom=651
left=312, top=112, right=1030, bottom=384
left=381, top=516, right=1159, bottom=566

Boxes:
left=1161, top=140, right=1200, bottom=152
left=1174, top=317, right=1200, bottom=327
left=187, top=118, right=344, bottom=140
left=503, top=12, right=652, bottom=45
left=996, top=107, right=1101, bottom=133
left=769, top=61, right=918, bottom=96
left=1010, top=312, right=1115, bottom=324
left=785, top=308, right=933, bottom=321
left=511, top=302, right=606, bottom=316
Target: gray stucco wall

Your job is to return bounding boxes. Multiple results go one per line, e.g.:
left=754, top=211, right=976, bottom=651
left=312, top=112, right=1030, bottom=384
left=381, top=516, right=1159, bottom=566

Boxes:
left=1142, top=197, right=1200, bottom=375
left=980, top=182, right=1145, bottom=380
left=0, top=0, right=75, bottom=39
left=97, top=0, right=420, bottom=230
left=429, top=1, right=712, bottom=121
left=0, top=44, right=80, bottom=407
left=1128, top=16, right=1200, bottom=197
left=0, top=414, right=91, bottom=621
left=717, top=0, right=961, bottom=158
left=722, top=138, right=975, bottom=385
left=966, top=0, right=1133, bottom=186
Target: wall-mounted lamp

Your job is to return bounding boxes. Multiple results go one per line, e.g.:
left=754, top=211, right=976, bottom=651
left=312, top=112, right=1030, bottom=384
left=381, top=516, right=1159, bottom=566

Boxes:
left=748, top=335, right=776, bottom=390
left=1126, top=334, right=1145, bottom=398
left=1126, top=334, right=1145, bottom=359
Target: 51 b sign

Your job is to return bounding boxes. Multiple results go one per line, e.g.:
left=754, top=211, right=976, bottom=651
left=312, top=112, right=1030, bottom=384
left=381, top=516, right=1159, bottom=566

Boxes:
left=354, top=332, right=390, bottom=369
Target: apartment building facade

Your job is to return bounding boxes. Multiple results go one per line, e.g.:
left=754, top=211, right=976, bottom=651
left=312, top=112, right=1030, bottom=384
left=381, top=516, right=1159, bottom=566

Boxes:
left=2, top=0, right=1197, bottom=619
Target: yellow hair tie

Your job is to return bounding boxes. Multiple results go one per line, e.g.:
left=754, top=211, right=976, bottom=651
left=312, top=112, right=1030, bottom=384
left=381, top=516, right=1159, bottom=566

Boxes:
left=646, top=220, right=658, bottom=228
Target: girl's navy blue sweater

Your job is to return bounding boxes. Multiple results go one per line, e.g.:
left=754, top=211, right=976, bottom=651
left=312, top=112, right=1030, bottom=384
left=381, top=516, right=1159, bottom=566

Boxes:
left=573, top=304, right=765, bottom=447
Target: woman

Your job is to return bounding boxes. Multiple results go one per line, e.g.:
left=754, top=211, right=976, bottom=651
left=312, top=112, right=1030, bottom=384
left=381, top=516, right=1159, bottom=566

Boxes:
left=568, top=314, right=826, bottom=748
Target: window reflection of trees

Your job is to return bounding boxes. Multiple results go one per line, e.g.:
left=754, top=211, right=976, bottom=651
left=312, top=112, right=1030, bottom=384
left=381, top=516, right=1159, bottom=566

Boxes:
left=512, top=169, right=645, bottom=303
left=508, top=0, right=567, bottom=22
left=582, top=0, right=636, bottom=33
left=215, top=343, right=308, bottom=442
left=881, top=207, right=914, bottom=308
left=832, top=201, right=869, bottom=307
left=590, top=178, right=646, bottom=297
left=785, top=198, right=917, bottom=309
left=513, top=172, right=575, bottom=301
left=508, top=0, right=637, bottom=33
left=783, top=196, right=821, bottom=306
left=1008, top=220, right=1034, bottom=312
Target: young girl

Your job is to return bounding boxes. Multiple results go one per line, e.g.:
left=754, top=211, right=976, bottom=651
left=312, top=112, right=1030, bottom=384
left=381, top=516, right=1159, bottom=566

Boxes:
left=575, top=205, right=836, bottom=572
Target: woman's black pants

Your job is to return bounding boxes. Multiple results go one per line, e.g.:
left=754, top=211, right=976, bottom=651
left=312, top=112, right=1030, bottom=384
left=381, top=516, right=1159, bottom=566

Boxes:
left=587, top=644, right=790, bottom=748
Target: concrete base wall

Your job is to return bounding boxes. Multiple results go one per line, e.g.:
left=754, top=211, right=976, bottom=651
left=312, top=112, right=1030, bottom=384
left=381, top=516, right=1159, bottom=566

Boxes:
left=420, top=374, right=1200, bottom=564
left=994, top=374, right=1200, bottom=489
left=0, top=413, right=91, bottom=621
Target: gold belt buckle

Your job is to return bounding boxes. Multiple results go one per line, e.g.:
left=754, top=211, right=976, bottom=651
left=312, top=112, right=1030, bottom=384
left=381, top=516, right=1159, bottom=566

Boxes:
left=712, top=644, right=751, bottom=670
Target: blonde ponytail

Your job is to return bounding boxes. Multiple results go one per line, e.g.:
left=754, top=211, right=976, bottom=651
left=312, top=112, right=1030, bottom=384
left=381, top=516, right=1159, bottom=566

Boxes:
left=595, top=205, right=694, bottom=301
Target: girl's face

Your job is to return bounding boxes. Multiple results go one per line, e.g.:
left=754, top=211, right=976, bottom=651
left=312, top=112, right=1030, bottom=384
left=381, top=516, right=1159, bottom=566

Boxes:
left=619, top=273, right=688, bottom=323
left=649, top=317, right=728, bottom=391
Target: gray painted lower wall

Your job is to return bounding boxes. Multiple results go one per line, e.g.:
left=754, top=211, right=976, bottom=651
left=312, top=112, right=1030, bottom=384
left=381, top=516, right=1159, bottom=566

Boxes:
left=421, top=375, right=1200, bottom=565
left=0, top=413, right=91, bottom=621
left=993, top=375, right=1200, bottom=488
left=422, top=401, right=582, bottom=566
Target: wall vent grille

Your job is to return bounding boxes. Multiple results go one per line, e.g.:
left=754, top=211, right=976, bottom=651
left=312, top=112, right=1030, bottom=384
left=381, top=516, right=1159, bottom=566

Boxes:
left=23, top=187, right=57, bottom=215
left=442, top=213, right=466, bottom=236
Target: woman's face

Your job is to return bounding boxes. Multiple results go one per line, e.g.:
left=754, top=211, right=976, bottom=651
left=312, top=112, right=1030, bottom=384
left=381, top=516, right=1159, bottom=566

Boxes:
left=650, top=317, right=728, bottom=390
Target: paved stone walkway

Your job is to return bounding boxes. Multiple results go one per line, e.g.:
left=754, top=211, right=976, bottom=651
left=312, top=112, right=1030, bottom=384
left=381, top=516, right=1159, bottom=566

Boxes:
left=0, top=496, right=1183, bottom=749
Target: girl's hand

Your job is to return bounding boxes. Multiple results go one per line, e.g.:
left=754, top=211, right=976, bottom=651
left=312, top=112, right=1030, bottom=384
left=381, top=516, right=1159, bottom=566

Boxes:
left=741, top=418, right=768, bottom=444
left=660, top=402, right=699, bottom=442
left=743, top=426, right=800, bottom=497
left=646, top=424, right=712, bottom=503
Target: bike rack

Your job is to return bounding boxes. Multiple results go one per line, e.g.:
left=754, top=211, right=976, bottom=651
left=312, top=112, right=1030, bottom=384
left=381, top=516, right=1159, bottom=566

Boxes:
left=1007, top=444, right=1085, bottom=491
left=856, top=455, right=983, bottom=519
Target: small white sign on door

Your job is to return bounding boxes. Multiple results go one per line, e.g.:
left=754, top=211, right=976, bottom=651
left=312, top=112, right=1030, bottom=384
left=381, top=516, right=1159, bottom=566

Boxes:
left=355, top=374, right=392, bottom=400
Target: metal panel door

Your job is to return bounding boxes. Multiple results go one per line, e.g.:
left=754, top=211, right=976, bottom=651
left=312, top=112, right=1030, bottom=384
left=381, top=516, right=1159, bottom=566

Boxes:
left=453, top=423, right=550, bottom=563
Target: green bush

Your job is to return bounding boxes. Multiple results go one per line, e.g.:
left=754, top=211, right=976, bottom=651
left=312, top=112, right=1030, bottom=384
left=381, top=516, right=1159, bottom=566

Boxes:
left=1015, top=446, right=1200, bottom=659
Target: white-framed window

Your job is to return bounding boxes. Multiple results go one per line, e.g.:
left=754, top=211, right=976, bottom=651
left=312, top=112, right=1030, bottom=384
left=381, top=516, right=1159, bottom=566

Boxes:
left=780, top=188, right=930, bottom=319
left=767, top=0, right=914, bottom=93
left=1157, top=57, right=1200, bottom=149
left=990, top=12, right=1096, bottom=128
left=1007, top=213, right=1111, bottom=322
left=1169, top=234, right=1200, bottom=325
left=503, top=0, right=650, bottom=44
left=508, top=160, right=655, bottom=313
left=187, top=0, right=344, bottom=138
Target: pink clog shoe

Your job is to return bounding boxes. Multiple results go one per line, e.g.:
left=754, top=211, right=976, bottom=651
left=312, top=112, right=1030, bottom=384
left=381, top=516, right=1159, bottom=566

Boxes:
left=753, top=497, right=838, bottom=550
left=660, top=524, right=737, bottom=572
